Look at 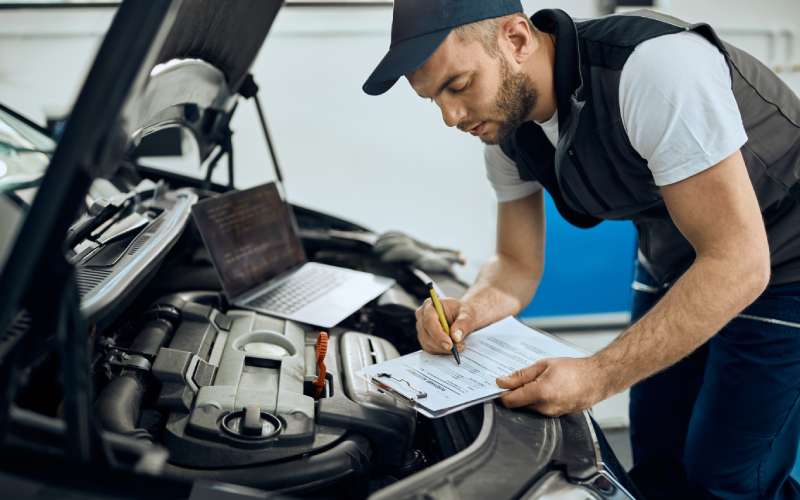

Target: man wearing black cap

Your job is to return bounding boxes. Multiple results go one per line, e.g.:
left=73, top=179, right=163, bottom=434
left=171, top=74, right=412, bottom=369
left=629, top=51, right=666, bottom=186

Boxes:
left=364, top=1, right=800, bottom=499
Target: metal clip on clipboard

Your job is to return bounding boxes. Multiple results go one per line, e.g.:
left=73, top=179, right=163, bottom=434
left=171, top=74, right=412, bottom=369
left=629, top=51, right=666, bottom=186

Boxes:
left=373, top=372, right=427, bottom=403
left=372, top=371, right=493, bottom=419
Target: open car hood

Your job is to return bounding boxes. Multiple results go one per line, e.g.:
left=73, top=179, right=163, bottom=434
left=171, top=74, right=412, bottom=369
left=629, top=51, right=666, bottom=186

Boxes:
left=125, top=0, right=281, bottom=162
left=0, top=0, right=282, bottom=367
left=0, top=1, right=279, bottom=195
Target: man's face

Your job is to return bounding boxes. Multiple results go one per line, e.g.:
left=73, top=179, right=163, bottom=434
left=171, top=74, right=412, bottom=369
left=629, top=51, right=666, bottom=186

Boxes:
left=407, top=32, right=538, bottom=145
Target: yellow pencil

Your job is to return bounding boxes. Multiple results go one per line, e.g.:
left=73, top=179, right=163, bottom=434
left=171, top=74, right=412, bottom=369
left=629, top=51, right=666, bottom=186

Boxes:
left=427, top=282, right=461, bottom=365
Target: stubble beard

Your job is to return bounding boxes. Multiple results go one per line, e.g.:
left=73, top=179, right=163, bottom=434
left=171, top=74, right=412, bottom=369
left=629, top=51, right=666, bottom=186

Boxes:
left=481, top=57, right=538, bottom=146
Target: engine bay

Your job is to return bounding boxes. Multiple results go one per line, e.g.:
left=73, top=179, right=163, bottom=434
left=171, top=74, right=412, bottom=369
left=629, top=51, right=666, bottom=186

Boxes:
left=8, top=173, right=481, bottom=498
left=97, top=293, right=426, bottom=495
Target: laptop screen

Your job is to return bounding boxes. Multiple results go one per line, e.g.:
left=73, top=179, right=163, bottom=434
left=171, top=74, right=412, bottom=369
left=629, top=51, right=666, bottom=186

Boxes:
left=191, top=182, right=306, bottom=299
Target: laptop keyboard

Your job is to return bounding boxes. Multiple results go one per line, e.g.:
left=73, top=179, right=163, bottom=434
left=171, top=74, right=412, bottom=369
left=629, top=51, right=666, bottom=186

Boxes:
left=245, top=266, right=350, bottom=315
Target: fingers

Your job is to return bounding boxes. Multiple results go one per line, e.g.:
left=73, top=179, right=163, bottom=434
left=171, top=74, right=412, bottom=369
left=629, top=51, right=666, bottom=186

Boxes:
left=415, top=298, right=476, bottom=355
left=499, top=382, right=545, bottom=409
left=425, top=299, right=453, bottom=350
left=496, top=361, right=548, bottom=389
left=415, top=299, right=451, bottom=354
left=440, top=298, right=461, bottom=324
left=496, top=358, right=595, bottom=417
left=416, top=322, right=447, bottom=353
left=449, top=303, right=474, bottom=345
left=500, top=385, right=562, bottom=416
left=496, top=361, right=564, bottom=415
left=497, top=363, right=551, bottom=409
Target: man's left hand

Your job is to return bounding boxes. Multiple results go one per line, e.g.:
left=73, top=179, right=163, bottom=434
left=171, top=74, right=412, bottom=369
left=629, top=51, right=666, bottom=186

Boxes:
left=496, top=357, right=609, bottom=417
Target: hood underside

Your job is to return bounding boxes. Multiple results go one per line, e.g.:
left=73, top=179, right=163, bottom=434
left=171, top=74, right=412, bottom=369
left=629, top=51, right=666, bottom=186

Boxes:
left=124, top=0, right=282, bottom=161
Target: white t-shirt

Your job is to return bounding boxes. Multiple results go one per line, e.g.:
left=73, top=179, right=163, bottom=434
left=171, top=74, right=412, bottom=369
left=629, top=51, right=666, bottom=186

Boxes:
left=484, top=31, right=749, bottom=203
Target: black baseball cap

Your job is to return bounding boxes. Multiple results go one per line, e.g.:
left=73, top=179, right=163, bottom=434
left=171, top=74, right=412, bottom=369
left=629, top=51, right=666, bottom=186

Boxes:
left=363, top=0, right=524, bottom=96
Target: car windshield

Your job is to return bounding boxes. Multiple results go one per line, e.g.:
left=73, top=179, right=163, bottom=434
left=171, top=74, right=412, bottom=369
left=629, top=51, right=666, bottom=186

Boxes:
left=0, top=107, right=55, bottom=194
left=0, top=107, right=56, bottom=272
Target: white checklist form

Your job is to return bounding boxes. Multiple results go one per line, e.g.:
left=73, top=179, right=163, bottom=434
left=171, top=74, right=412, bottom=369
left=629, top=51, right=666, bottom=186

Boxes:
left=358, top=316, right=585, bottom=418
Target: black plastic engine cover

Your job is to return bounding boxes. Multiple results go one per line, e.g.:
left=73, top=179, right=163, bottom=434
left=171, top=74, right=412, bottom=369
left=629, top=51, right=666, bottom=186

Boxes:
left=143, top=296, right=416, bottom=488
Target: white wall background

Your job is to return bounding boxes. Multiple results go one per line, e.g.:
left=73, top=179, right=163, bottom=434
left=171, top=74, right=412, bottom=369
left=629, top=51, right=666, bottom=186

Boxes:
left=1, top=1, right=797, bottom=284
left=1, top=0, right=798, bottom=427
left=0, top=1, right=608, bottom=284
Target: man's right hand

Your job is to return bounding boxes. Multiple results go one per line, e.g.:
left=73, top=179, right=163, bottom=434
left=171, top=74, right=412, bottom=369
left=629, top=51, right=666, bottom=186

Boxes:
left=415, top=297, right=477, bottom=354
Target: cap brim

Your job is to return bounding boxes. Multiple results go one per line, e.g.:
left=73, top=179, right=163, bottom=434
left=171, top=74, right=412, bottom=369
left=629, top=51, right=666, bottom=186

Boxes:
left=362, top=28, right=452, bottom=96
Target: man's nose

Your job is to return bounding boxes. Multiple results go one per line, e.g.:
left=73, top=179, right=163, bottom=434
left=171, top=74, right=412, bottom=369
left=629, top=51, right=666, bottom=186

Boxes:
left=439, top=99, right=466, bottom=128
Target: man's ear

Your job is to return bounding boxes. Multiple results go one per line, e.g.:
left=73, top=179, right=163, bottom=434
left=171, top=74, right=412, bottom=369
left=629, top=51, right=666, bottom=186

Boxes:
left=501, top=16, right=536, bottom=64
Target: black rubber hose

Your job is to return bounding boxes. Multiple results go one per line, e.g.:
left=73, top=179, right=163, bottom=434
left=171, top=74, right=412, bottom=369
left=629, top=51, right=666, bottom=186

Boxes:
left=95, top=316, right=175, bottom=437
left=96, top=315, right=176, bottom=438
left=95, top=373, right=145, bottom=437
left=161, top=435, right=372, bottom=493
left=129, top=318, right=173, bottom=358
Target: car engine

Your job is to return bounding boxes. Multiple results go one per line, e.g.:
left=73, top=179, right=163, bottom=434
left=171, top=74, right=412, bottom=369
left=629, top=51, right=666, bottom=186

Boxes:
left=4, top=172, right=476, bottom=498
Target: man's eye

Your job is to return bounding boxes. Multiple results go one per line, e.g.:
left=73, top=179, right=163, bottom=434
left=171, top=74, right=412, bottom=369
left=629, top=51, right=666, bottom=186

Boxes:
left=450, top=81, right=469, bottom=94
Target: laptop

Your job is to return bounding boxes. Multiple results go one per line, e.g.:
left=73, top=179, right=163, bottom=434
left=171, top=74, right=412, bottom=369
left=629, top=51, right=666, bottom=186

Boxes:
left=191, top=182, right=395, bottom=328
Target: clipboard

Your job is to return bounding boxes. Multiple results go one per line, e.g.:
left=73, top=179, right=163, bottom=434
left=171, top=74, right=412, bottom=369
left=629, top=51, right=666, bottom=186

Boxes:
left=369, top=371, right=500, bottom=419
left=359, top=315, right=586, bottom=419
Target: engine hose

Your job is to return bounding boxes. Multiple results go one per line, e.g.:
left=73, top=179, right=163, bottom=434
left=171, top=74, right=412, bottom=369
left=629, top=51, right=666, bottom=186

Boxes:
left=95, top=373, right=147, bottom=438
left=96, top=314, right=176, bottom=438
left=129, top=318, right=174, bottom=358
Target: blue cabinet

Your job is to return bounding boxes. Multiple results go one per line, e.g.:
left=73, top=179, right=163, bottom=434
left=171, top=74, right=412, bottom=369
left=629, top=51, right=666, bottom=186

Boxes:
left=520, top=193, right=637, bottom=319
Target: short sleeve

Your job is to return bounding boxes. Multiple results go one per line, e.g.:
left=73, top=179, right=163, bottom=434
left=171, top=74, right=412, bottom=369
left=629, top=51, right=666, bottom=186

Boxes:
left=483, top=144, right=542, bottom=202
left=619, top=31, right=748, bottom=187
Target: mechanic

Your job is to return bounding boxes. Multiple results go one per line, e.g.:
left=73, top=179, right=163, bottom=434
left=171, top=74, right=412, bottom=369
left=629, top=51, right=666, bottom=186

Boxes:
left=363, top=1, right=800, bottom=499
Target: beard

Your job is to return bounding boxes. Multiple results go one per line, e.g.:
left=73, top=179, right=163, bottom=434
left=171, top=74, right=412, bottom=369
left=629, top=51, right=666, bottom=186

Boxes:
left=482, top=57, right=538, bottom=145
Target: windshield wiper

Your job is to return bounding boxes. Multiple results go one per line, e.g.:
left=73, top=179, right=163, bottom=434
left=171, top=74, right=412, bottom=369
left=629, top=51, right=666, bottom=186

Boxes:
left=65, top=179, right=159, bottom=251
left=66, top=197, right=132, bottom=251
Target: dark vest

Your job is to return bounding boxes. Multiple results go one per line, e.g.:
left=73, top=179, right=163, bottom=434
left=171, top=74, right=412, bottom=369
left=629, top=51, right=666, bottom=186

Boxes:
left=501, top=9, right=800, bottom=286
